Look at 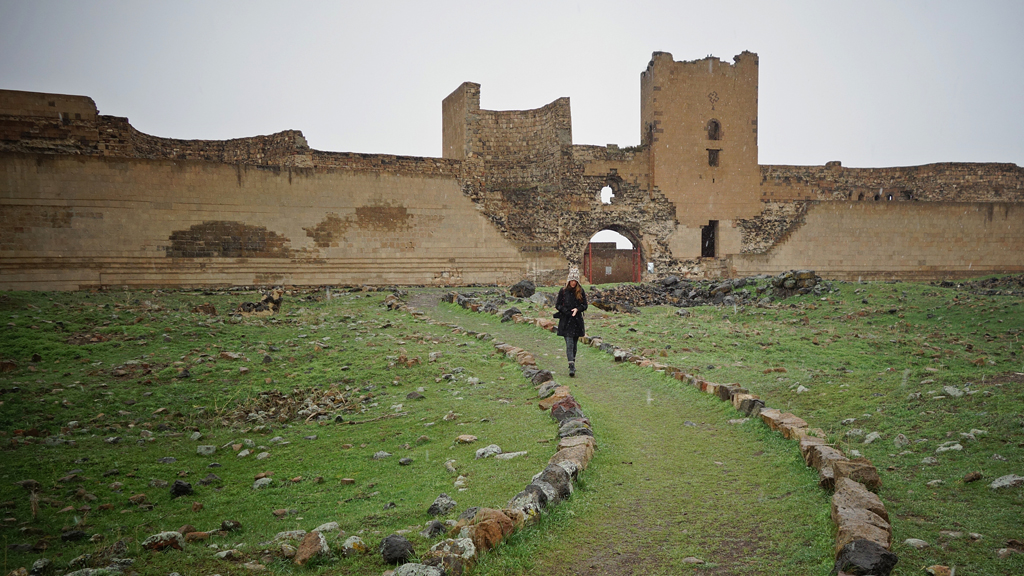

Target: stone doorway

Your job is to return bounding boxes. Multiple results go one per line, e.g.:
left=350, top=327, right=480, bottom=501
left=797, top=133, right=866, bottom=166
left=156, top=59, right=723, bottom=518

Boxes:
left=582, top=228, right=642, bottom=284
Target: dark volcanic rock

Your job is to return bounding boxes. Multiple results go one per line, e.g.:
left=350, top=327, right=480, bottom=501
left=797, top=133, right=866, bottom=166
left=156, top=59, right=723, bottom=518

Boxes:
left=169, top=480, right=193, bottom=498
left=380, top=534, right=415, bottom=564
left=509, top=280, right=536, bottom=298
left=832, top=538, right=898, bottom=576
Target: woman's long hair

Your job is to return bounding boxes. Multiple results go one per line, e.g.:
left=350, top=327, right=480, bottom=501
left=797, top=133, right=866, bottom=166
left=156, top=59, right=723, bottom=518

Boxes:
left=565, top=280, right=584, bottom=302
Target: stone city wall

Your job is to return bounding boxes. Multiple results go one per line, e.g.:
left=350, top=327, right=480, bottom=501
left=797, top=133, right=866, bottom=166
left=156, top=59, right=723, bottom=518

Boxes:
left=760, top=162, right=1024, bottom=203
left=730, top=201, right=1024, bottom=280
left=0, top=152, right=563, bottom=290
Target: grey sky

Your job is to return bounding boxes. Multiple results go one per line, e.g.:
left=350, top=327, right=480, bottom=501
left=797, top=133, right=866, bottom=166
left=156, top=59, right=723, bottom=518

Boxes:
left=2, top=0, right=1022, bottom=168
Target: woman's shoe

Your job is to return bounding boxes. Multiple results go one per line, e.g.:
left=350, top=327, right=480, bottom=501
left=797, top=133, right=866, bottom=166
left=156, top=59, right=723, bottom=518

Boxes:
left=569, top=362, right=575, bottom=377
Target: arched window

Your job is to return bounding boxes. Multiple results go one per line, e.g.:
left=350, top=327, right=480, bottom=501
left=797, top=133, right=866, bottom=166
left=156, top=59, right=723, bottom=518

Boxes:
left=707, top=119, right=721, bottom=141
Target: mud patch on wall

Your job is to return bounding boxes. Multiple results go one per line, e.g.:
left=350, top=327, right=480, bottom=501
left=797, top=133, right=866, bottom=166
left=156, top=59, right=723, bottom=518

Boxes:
left=303, top=213, right=351, bottom=248
left=355, top=201, right=413, bottom=232
left=168, top=221, right=291, bottom=258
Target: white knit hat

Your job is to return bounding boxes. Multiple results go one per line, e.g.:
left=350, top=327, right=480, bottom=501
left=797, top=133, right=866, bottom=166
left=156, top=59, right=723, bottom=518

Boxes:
left=567, top=266, right=581, bottom=283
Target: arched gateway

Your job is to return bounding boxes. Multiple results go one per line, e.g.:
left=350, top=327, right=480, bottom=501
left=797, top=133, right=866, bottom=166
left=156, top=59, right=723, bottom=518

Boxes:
left=582, top=227, right=642, bottom=284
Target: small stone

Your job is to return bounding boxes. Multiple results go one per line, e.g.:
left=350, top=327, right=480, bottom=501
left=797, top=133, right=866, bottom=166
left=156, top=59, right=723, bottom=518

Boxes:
left=428, top=493, right=457, bottom=516
left=314, top=521, right=339, bottom=533
left=989, top=474, right=1024, bottom=489
left=681, top=556, right=705, bottom=564
left=141, top=531, right=184, bottom=551
left=475, top=444, right=502, bottom=459
left=924, top=565, right=952, bottom=576
left=420, top=520, right=445, bottom=538
left=341, top=535, right=369, bottom=557
left=903, top=538, right=929, bottom=549
left=256, top=451, right=270, bottom=460
left=935, top=442, right=962, bottom=453
left=926, top=479, right=944, bottom=488
left=169, top=480, right=193, bottom=498
left=373, top=451, right=393, bottom=460
left=340, top=478, right=356, bottom=484
left=399, top=457, right=414, bottom=466
left=238, top=449, right=251, bottom=458
left=921, top=457, right=939, bottom=465
left=494, top=451, right=527, bottom=460
left=942, top=385, right=964, bottom=398
left=197, top=445, right=216, bottom=456
left=893, top=433, right=909, bottom=448
left=455, top=434, right=477, bottom=444
left=863, top=431, right=881, bottom=444
left=157, top=457, right=177, bottom=464
left=963, top=471, right=983, bottom=483
left=221, top=519, right=242, bottom=531
left=253, top=477, right=273, bottom=490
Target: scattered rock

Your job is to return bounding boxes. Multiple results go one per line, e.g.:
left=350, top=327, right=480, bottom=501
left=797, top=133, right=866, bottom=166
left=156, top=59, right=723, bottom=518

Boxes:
left=893, top=433, right=909, bottom=448
left=141, top=531, right=184, bottom=551
left=294, top=531, right=329, bottom=566
left=509, top=280, right=536, bottom=298
left=373, top=451, right=393, bottom=460
left=934, top=442, right=962, bottom=454
left=253, top=477, right=273, bottom=490
left=196, top=445, right=216, bottom=456
left=394, top=564, right=443, bottom=576
left=455, top=435, right=477, bottom=444
left=221, top=519, right=242, bottom=531
left=399, top=457, right=414, bottom=466
left=903, top=538, right=929, bottom=549
left=169, top=480, right=193, bottom=498
left=989, top=474, right=1024, bottom=490
left=428, top=493, right=457, bottom=516
left=341, top=535, right=369, bottom=557
left=924, top=565, right=952, bottom=576
left=380, top=534, right=415, bottom=564
left=475, top=444, right=502, bottom=459
left=421, top=520, right=446, bottom=539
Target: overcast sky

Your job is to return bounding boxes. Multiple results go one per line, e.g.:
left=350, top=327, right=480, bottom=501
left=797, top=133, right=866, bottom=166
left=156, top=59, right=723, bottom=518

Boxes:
left=2, top=0, right=1022, bottom=168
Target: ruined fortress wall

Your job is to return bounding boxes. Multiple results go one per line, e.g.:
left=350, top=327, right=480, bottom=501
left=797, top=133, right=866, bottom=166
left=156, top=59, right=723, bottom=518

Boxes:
left=760, top=162, right=1024, bottom=203
left=0, top=153, right=559, bottom=290
left=730, top=201, right=1024, bottom=280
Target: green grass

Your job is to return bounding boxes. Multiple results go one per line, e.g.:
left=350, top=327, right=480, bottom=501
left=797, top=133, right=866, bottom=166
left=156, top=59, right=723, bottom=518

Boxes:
left=501, top=277, right=1024, bottom=575
left=1, top=278, right=1022, bottom=575
left=0, top=289, right=559, bottom=574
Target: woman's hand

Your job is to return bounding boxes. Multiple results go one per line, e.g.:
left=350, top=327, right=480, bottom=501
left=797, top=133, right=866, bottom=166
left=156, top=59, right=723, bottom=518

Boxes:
left=571, top=308, right=578, bottom=316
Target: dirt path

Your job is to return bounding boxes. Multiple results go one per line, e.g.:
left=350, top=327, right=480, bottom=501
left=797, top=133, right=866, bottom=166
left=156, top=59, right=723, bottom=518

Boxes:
left=410, top=292, right=831, bottom=575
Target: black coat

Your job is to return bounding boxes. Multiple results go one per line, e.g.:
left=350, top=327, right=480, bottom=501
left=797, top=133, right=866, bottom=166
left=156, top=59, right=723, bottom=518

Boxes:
left=556, top=286, right=588, bottom=338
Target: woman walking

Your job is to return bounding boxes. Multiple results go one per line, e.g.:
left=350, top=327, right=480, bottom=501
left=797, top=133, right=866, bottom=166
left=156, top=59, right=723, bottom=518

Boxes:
left=556, top=266, right=588, bottom=377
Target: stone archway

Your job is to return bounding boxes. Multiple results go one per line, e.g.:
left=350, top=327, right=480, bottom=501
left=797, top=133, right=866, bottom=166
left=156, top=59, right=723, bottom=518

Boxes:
left=582, top=226, right=642, bottom=284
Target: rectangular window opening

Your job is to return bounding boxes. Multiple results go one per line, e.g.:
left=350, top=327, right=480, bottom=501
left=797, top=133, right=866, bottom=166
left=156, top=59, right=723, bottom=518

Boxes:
left=707, top=149, right=720, bottom=167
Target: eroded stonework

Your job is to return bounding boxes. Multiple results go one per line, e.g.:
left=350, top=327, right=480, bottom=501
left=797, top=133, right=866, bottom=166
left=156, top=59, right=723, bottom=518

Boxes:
left=1, top=50, right=1022, bottom=289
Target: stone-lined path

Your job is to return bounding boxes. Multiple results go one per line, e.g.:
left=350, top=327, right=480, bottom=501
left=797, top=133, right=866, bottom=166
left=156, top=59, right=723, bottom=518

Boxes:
left=411, top=292, right=833, bottom=576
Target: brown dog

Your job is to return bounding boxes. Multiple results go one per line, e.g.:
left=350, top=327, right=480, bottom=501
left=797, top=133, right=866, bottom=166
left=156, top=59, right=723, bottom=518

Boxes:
left=236, top=289, right=284, bottom=317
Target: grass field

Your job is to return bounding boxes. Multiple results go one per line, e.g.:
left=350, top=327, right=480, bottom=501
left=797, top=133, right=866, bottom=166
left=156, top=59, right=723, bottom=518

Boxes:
left=1, top=277, right=1022, bottom=575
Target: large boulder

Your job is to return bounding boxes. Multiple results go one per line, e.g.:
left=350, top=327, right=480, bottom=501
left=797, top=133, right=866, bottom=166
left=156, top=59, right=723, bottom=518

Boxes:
left=509, top=280, right=536, bottom=298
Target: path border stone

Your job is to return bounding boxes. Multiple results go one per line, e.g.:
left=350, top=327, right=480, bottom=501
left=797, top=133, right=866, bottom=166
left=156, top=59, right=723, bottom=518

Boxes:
left=387, top=295, right=597, bottom=574
left=439, top=290, right=899, bottom=575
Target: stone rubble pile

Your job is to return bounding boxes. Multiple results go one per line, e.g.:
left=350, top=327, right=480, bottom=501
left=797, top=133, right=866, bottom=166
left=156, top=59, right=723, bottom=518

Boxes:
left=444, top=271, right=830, bottom=315
left=935, top=273, right=1024, bottom=297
